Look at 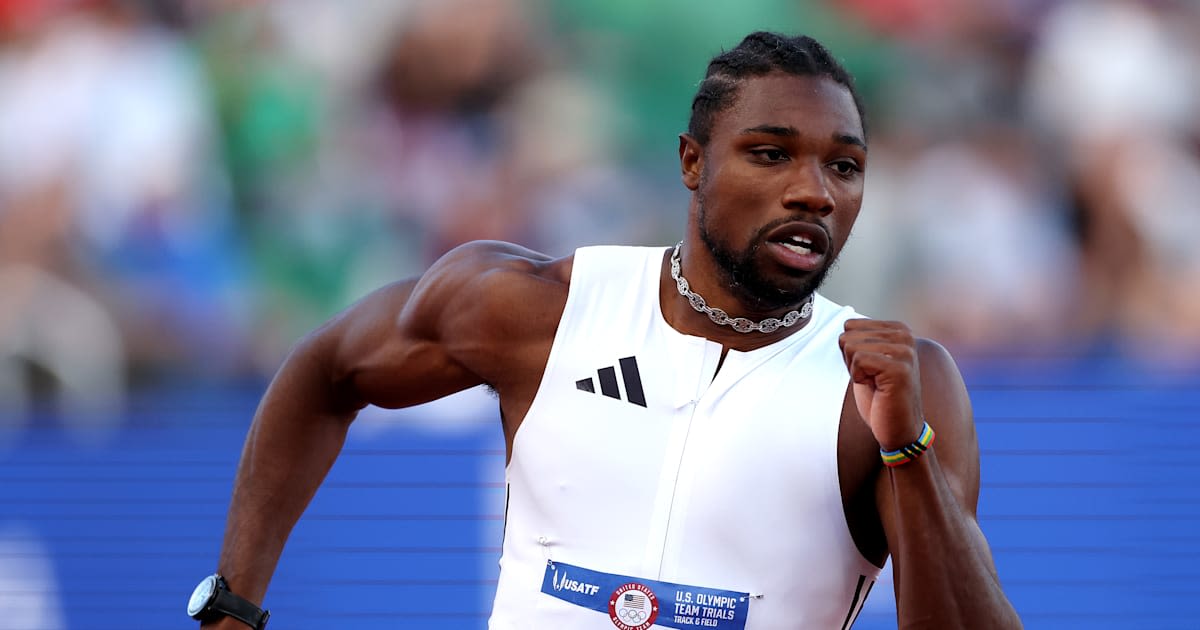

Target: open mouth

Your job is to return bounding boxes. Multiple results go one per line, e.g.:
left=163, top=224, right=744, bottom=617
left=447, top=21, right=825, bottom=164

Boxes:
left=779, top=233, right=818, bottom=256
left=763, top=222, right=830, bottom=272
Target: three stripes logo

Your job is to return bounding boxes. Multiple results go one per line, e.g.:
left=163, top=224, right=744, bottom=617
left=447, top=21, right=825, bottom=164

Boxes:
left=576, top=356, right=646, bottom=407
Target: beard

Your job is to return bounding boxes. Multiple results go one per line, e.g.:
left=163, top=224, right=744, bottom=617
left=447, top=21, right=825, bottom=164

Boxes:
left=697, top=188, right=835, bottom=313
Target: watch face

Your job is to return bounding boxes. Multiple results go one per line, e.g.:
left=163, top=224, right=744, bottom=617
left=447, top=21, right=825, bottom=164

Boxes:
left=187, top=575, right=218, bottom=617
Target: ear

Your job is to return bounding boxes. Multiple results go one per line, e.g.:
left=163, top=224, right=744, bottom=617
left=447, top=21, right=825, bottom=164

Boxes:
left=678, top=133, right=703, bottom=191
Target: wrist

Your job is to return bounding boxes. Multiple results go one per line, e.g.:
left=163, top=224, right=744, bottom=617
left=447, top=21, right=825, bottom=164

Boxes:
left=188, top=574, right=269, bottom=629
left=880, top=421, right=935, bottom=468
left=876, top=416, right=927, bottom=452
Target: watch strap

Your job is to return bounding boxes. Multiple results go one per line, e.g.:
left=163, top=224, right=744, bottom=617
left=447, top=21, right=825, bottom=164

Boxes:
left=208, top=578, right=270, bottom=629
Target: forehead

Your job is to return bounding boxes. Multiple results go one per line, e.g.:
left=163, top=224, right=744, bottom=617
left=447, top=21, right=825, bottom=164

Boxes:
left=712, top=73, right=863, bottom=142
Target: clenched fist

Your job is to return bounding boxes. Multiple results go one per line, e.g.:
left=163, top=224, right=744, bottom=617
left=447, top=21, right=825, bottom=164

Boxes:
left=839, top=319, right=925, bottom=451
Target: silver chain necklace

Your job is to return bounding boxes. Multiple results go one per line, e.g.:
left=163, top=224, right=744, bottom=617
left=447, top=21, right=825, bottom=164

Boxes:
left=670, top=241, right=813, bottom=334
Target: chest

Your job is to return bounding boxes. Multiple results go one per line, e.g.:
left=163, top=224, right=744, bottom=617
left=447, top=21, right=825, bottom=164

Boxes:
left=515, top=326, right=852, bottom=530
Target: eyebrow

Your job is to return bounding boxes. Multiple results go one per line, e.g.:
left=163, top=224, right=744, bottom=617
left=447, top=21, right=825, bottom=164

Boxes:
left=834, top=133, right=868, bottom=152
left=740, top=125, right=867, bottom=152
left=741, top=125, right=797, bottom=137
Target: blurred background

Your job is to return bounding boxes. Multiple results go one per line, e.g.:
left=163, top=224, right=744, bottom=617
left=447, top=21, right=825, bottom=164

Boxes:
left=1, top=0, right=1198, bottom=628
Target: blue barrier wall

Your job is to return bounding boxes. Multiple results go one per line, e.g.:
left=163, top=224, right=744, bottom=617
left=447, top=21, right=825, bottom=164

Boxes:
left=2, top=355, right=1197, bottom=629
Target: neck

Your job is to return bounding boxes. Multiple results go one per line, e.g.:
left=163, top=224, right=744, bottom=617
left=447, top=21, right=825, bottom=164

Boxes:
left=658, top=244, right=814, bottom=349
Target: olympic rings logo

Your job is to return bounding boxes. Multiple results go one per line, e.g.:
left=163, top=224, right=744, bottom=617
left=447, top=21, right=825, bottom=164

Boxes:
left=608, top=583, right=658, bottom=630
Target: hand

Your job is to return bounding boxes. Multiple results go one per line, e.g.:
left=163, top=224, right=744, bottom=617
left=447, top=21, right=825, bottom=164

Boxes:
left=839, top=319, right=925, bottom=451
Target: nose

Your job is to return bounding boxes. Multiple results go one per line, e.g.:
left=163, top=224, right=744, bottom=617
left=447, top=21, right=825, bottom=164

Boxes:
left=781, top=160, right=835, bottom=215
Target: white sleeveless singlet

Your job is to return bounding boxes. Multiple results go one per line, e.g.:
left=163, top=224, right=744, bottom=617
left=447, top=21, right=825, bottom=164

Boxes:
left=489, top=246, right=882, bottom=630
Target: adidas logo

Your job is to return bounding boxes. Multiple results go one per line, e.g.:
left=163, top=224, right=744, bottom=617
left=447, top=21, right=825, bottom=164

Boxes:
left=576, top=356, right=646, bottom=407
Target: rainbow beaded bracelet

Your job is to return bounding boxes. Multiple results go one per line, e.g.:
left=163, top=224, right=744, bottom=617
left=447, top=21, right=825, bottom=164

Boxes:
left=880, top=421, right=936, bottom=467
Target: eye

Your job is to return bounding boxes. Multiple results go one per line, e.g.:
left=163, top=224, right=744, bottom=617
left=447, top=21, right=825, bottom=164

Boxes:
left=829, top=160, right=862, bottom=177
left=750, top=148, right=788, bottom=163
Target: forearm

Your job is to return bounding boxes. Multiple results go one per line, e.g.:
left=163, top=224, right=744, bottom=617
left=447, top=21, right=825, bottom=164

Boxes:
left=213, top=340, right=361, bottom=608
left=887, top=451, right=1020, bottom=629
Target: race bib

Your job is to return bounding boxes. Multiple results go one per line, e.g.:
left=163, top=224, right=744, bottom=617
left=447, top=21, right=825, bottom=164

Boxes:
left=540, top=560, right=751, bottom=630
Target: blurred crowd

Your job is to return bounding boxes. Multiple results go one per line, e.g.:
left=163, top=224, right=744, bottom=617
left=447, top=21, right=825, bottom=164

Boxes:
left=1, top=0, right=1198, bottom=421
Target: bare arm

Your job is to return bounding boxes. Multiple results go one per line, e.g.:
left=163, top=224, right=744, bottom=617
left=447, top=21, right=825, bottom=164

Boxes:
left=840, top=320, right=1021, bottom=629
left=202, top=241, right=559, bottom=627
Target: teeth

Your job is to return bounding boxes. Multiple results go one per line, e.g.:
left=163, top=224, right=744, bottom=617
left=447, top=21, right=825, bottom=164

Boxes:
left=781, top=234, right=815, bottom=255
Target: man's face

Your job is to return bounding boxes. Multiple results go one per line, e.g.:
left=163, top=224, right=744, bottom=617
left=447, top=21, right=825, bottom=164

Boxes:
left=686, top=73, right=867, bottom=312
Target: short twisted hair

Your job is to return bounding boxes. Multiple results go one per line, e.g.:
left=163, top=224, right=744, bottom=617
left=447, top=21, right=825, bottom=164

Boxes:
left=688, top=32, right=866, bottom=145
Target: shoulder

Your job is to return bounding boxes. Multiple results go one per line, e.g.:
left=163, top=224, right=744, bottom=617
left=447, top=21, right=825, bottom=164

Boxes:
left=409, top=240, right=573, bottom=326
left=914, top=337, right=971, bottom=417
left=425, top=240, right=572, bottom=288
left=407, top=241, right=575, bottom=381
left=915, top=336, right=956, bottom=368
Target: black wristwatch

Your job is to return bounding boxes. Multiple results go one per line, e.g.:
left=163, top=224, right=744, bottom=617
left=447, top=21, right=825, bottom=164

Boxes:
left=187, top=574, right=270, bottom=629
